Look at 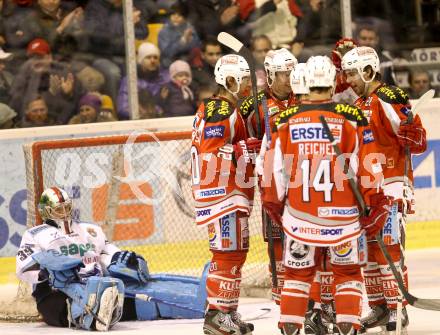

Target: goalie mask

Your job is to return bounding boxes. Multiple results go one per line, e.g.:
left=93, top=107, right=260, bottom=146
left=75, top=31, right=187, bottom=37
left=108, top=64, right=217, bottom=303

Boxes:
left=264, top=48, right=298, bottom=87
left=341, top=46, right=380, bottom=83
left=38, top=187, right=73, bottom=234
left=214, top=54, right=250, bottom=95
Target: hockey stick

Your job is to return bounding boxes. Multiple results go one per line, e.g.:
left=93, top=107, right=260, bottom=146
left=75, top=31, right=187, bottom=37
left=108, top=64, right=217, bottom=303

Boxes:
left=217, top=31, right=278, bottom=289
left=319, top=115, right=440, bottom=311
left=125, top=290, right=205, bottom=315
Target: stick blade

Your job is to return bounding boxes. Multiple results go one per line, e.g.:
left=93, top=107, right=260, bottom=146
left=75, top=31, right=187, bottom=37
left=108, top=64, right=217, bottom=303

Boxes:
left=217, top=32, right=243, bottom=53
left=413, top=297, right=440, bottom=311
left=412, top=88, right=435, bottom=116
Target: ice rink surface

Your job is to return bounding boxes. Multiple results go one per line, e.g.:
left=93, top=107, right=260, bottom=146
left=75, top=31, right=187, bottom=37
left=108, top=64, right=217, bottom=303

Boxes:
left=1, top=248, right=440, bottom=335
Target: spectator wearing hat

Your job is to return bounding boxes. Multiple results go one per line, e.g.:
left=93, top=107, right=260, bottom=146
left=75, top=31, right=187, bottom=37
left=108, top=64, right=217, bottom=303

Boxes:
left=159, top=60, right=195, bottom=117
left=15, top=94, right=55, bottom=128
left=68, top=93, right=101, bottom=124
left=0, top=103, right=17, bottom=129
left=0, top=47, right=13, bottom=104
left=98, top=94, right=118, bottom=122
left=158, top=1, right=201, bottom=68
left=117, top=42, right=170, bottom=120
left=10, top=38, right=81, bottom=123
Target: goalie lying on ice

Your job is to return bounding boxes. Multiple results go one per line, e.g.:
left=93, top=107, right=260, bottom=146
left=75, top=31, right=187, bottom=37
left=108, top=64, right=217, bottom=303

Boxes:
left=16, top=187, right=208, bottom=331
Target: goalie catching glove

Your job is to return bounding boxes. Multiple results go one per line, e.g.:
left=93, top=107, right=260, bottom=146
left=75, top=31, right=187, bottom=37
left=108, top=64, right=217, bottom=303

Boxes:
left=360, top=194, right=394, bottom=238
left=108, top=251, right=149, bottom=284
left=397, top=120, right=427, bottom=154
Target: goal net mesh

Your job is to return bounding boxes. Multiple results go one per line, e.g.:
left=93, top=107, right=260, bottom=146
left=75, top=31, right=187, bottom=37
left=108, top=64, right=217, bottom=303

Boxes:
left=0, top=131, right=270, bottom=322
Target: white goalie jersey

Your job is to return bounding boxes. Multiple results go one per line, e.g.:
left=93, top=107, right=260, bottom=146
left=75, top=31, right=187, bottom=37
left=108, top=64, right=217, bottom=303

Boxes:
left=16, top=221, right=120, bottom=285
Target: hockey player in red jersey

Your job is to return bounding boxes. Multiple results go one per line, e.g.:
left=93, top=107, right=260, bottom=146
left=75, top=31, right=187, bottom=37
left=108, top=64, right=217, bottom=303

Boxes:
left=332, top=38, right=358, bottom=104
left=342, top=46, right=427, bottom=334
left=191, top=54, right=261, bottom=335
left=261, top=55, right=393, bottom=335
left=240, top=48, right=297, bottom=306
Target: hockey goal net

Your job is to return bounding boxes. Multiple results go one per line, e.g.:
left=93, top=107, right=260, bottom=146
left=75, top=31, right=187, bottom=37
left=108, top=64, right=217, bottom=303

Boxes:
left=0, top=130, right=270, bottom=321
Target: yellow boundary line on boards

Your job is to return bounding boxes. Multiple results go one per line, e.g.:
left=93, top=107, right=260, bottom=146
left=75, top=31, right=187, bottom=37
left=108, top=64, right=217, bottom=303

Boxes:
left=1, top=221, right=439, bottom=285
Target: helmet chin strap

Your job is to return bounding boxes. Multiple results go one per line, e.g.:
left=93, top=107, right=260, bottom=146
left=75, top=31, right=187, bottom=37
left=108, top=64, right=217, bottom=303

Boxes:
left=357, top=68, right=376, bottom=97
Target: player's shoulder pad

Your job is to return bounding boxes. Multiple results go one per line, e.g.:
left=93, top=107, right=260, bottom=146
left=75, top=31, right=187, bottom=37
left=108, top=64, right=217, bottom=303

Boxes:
left=376, top=85, right=409, bottom=105
left=239, top=90, right=266, bottom=118
left=203, top=98, right=235, bottom=123
left=275, top=105, right=300, bottom=128
left=28, top=224, right=51, bottom=236
left=332, top=103, right=369, bottom=126
left=77, top=221, right=103, bottom=238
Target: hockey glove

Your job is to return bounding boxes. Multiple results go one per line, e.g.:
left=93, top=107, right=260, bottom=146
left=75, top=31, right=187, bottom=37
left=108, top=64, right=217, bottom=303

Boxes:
left=262, top=201, right=284, bottom=226
left=233, top=137, right=262, bottom=165
left=360, top=194, right=394, bottom=239
left=331, top=38, right=357, bottom=69
left=108, top=251, right=149, bottom=284
left=397, top=121, right=427, bottom=154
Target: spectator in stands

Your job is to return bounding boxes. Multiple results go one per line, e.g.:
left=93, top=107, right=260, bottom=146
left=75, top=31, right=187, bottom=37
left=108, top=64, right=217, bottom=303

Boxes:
left=0, top=102, right=17, bottom=129
left=250, top=34, right=272, bottom=90
left=138, top=88, right=163, bottom=119
left=98, top=94, right=118, bottom=121
left=15, top=94, right=55, bottom=127
left=187, top=0, right=281, bottom=43
left=68, top=93, right=101, bottom=124
left=83, top=0, right=148, bottom=103
left=1, top=0, right=39, bottom=67
left=0, top=47, right=13, bottom=104
left=408, top=69, right=433, bottom=99
left=293, top=0, right=341, bottom=59
left=158, top=1, right=201, bottom=68
left=9, top=38, right=81, bottom=123
left=76, top=65, right=106, bottom=95
left=34, top=0, right=84, bottom=49
left=159, top=60, right=195, bottom=117
left=355, top=24, right=396, bottom=85
left=117, top=42, right=169, bottom=120
left=191, top=37, right=223, bottom=94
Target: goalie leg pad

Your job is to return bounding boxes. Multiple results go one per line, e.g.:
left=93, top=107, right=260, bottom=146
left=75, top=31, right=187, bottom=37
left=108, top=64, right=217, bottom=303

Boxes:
left=62, top=276, right=124, bottom=330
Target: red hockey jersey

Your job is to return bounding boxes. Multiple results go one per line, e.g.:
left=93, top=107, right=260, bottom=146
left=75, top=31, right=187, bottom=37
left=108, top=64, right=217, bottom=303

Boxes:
left=191, top=97, right=255, bottom=226
left=262, top=101, right=384, bottom=246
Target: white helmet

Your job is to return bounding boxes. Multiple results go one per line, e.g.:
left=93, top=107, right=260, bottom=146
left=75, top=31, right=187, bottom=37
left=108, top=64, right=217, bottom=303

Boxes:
left=264, top=48, right=298, bottom=87
left=305, top=56, right=336, bottom=88
left=290, top=63, right=309, bottom=95
left=38, top=187, right=73, bottom=233
left=214, top=54, right=250, bottom=94
left=341, top=46, right=380, bottom=83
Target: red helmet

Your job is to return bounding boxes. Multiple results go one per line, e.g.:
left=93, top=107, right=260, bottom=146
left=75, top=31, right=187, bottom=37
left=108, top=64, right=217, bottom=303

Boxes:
left=331, top=38, right=357, bottom=70
left=14, top=0, right=34, bottom=6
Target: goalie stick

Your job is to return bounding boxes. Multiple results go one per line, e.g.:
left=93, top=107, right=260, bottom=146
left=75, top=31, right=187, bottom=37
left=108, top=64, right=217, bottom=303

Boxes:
left=217, top=31, right=278, bottom=289
left=319, top=115, right=440, bottom=311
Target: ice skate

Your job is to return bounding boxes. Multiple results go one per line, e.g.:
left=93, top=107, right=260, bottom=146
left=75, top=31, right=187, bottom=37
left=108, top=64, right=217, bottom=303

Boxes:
left=359, top=304, right=389, bottom=333
left=203, top=310, right=245, bottom=335
left=321, top=303, right=339, bottom=334
left=282, top=322, right=300, bottom=335
left=385, top=307, right=408, bottom=335
left=336, top=322, right=358, bottom=335
left=229, top=310, right=254, bottom=334
left=304, top=308, right=326, bottom=334
left=95, top=286, right=119, bottom=331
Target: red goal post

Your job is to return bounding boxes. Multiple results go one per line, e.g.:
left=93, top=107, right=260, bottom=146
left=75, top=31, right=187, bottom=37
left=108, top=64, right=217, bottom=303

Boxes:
left=22, top=130, right=270, bottom=290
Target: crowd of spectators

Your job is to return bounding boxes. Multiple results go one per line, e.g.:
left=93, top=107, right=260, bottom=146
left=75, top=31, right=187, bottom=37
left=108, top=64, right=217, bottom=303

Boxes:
left=0, top=0, right=438, bottom=129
